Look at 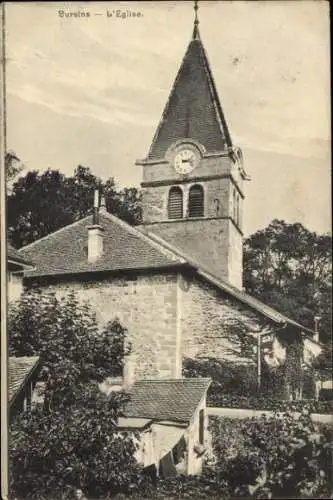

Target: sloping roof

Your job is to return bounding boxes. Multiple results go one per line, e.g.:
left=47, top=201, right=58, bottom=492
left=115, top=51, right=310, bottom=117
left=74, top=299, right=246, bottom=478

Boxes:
left=19, top=205, right=316, bottom=336
left=8, top=356, right=40, bottom=403
left=147, top=27, right=232, bottom=160
left=139, top=228, right=317, bottom=337
left=124, top=378, right=211, bottom=423
left=19, top=210, right=187, bottom=278
left=7, top=244, right=34, bottom=269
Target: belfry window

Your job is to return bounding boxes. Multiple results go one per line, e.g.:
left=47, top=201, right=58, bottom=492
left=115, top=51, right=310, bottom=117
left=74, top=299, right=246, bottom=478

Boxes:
left=168, top=186, right=183, bottom=219
left=188, top=185, right=204, bottom=218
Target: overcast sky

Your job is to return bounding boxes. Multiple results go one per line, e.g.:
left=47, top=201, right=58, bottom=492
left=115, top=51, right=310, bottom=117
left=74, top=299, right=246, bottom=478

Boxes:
left=5, top=1, right=331, bottom=236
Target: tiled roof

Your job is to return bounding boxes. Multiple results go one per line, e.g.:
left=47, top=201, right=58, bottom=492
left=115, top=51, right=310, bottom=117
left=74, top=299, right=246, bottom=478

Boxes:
left=8, top=356, right=40, bottom=403
left=19, top=206, right=315, bottom=337
left=198, top=268, right=316, bottom=336
left=124, top=378, right=211, bottom=423
left=147, top=29, right=232, bottom=160
left=7, top=244, right=34, bottom=268
left=19, top=211, right=187, bottom=278
left=140, top=229, right=317, bottom=337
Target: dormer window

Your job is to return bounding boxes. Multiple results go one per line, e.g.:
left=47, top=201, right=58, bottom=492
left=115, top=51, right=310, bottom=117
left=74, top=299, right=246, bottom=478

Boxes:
left=188, top=185, right=204, bottom=218
left=168, top=186, right=183, bottom=219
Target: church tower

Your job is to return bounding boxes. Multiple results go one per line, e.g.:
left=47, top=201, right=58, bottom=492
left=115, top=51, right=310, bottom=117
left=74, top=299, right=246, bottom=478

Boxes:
left=136, top=3, right=249, bottom=289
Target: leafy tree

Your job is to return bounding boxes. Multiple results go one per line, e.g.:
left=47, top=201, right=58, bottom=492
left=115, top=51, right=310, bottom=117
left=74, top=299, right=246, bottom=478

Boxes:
left=244, top=220, right=332, bottom=343
left=8, top=290, right=149, bottom=499
left=5, top=150, right=24, bottom=182
left=7, top=165, right=142, bottom=248
left=9, top=386, right=147, bottom=499
left=209, top=411, right=333, bottom=499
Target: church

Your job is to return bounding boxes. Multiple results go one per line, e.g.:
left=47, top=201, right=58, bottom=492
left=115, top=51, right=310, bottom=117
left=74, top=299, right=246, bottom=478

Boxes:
left=18, top=3, right=321, bottom=476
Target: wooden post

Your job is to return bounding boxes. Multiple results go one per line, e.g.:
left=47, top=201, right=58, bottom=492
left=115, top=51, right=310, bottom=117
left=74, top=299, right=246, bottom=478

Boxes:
left=257, top=333, right=261, bottom=393
left=93, top=188, right=99, bottom=225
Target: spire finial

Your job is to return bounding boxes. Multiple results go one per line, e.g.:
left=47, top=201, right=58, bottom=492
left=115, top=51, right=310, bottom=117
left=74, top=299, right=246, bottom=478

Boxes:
left=193, top=0, right=200, bottom=40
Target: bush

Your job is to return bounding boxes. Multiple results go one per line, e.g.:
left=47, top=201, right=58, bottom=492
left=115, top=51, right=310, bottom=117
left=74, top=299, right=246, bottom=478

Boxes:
left=207, top=392, right=333, bottom=414
left=9, top=289, right=130, bottom=410
left=210, top=409, right=333, bottom=498
left=9, top=386, right=151, bottom=499
left=8, top=290, right=148, bottom=499
left=183, top=357, right=258, bottom=396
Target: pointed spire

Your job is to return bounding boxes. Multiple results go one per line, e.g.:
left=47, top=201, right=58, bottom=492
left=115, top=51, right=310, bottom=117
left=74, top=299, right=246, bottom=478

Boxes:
left=147, top=4, right=233, bottom=160
left=193, top=0, right=200, bottom=40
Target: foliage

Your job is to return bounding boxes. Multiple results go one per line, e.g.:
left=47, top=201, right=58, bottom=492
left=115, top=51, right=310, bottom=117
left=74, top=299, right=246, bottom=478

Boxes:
left=207, top=393, right=333, bottom=414
left=7, top=165, right=142, bottom=248
left=5, top=150, right=24, bottom=182
left=210, top=411, right=333, bottom=498
left=154, top=471, right=229, bottom=499
left=183, top=357, right=258, bottom=397
left=8, top=290, right=146, bottom=498
left=9, top=289, right=130, bottom=410
left=9, top=385, right=149, bottom=499
left=312, top=342, right=333, bottom=379
left=244, top=219, right=332, bottom=342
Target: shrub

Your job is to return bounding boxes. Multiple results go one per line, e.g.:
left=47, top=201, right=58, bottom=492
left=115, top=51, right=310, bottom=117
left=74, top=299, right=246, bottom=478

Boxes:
left=8, top=290, right=148, bottom=499
left=207, top=392, right=333, bottom=414
left=9, top=289, right=130, bottom=410
left=183, top=357, right=258, bottom=397
left=210, top=409, right=333, bottom=498
left=9, top=386, right=150, bottom=499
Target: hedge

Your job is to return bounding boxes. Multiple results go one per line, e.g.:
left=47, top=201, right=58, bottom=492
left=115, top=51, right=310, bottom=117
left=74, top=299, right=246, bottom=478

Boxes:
left=207, top=392, right=333, bottom=414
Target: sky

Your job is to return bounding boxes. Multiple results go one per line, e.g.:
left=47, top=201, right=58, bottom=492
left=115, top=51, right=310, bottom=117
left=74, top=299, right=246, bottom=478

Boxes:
left=5, top=1, right=331, bottom=237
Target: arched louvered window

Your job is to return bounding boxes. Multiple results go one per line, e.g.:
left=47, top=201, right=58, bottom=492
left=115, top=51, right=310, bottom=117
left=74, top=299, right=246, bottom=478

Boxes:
left=188, top=185, right=204, bottom=218
left=168, top=186, right=183, bottom=219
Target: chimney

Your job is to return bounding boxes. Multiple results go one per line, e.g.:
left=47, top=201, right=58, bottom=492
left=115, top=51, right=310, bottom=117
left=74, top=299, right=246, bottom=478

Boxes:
left=123, top=356, right=136, bottom=390
left=87, top=189, right=104, bottom=262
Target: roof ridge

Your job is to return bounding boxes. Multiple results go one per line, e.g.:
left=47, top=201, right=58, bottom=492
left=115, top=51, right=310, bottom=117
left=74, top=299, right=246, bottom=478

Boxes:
left=19, top=215, right=92, bottom=251
left=198, top=37, right=233, bottom=148
left=133, top=377, right=211, bottom=383
left=9, top=355, right=40, bottom=362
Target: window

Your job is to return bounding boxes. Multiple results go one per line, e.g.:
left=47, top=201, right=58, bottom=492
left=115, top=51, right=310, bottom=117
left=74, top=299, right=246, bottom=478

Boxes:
left=188, top=185, right=204, bottom=218
left=168, top=187, right=183, bottom=219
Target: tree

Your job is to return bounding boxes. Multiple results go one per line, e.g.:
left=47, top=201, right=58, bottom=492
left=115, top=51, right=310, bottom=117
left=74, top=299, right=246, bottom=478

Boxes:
left=5, top=150, right=24, bottom=181
left=7, top=165, right=142, bottom=248
left=244, top=220, right=332, bottom=343
left=8, top=289, right=149, bottom=499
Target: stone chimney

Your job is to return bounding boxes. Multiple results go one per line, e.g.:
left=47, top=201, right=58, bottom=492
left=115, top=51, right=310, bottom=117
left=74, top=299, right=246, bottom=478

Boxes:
left=123, top=356, right=136, bottom=390
left=87, top=189, right=104, bottom=262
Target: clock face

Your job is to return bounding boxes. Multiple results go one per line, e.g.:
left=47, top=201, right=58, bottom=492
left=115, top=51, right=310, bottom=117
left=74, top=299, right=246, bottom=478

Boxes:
left=173, top=148, right=198, bottom=174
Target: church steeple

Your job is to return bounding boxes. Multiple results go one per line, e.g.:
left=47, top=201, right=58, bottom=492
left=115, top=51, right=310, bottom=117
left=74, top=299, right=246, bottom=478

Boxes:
left=147, top=2, right=233, bottom=161
left=137, top=2, right=247, bottom=290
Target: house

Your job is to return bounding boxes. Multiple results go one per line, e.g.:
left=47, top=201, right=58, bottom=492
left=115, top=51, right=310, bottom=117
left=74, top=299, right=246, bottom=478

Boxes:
left=8, top=356, right=41, bottom=419
left=7, top=244, right=34, bottom=302
left=114, top=378, right=211, bottom=477
left=17, top=5, right=323, bottom=473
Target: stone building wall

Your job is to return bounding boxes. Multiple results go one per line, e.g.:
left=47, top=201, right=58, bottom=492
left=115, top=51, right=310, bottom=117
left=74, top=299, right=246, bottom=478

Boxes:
left=179, top=274, right=262, bottom=366
left=144, top=218, right=242, bottom=288
left=33, top=273, right=180, bottom=381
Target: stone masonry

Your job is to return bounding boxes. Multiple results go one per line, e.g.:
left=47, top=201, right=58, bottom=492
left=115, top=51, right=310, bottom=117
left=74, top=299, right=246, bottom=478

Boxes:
left=30, top=268, right=271, bottom=384
left=34, top=273, right=180, bottom=381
